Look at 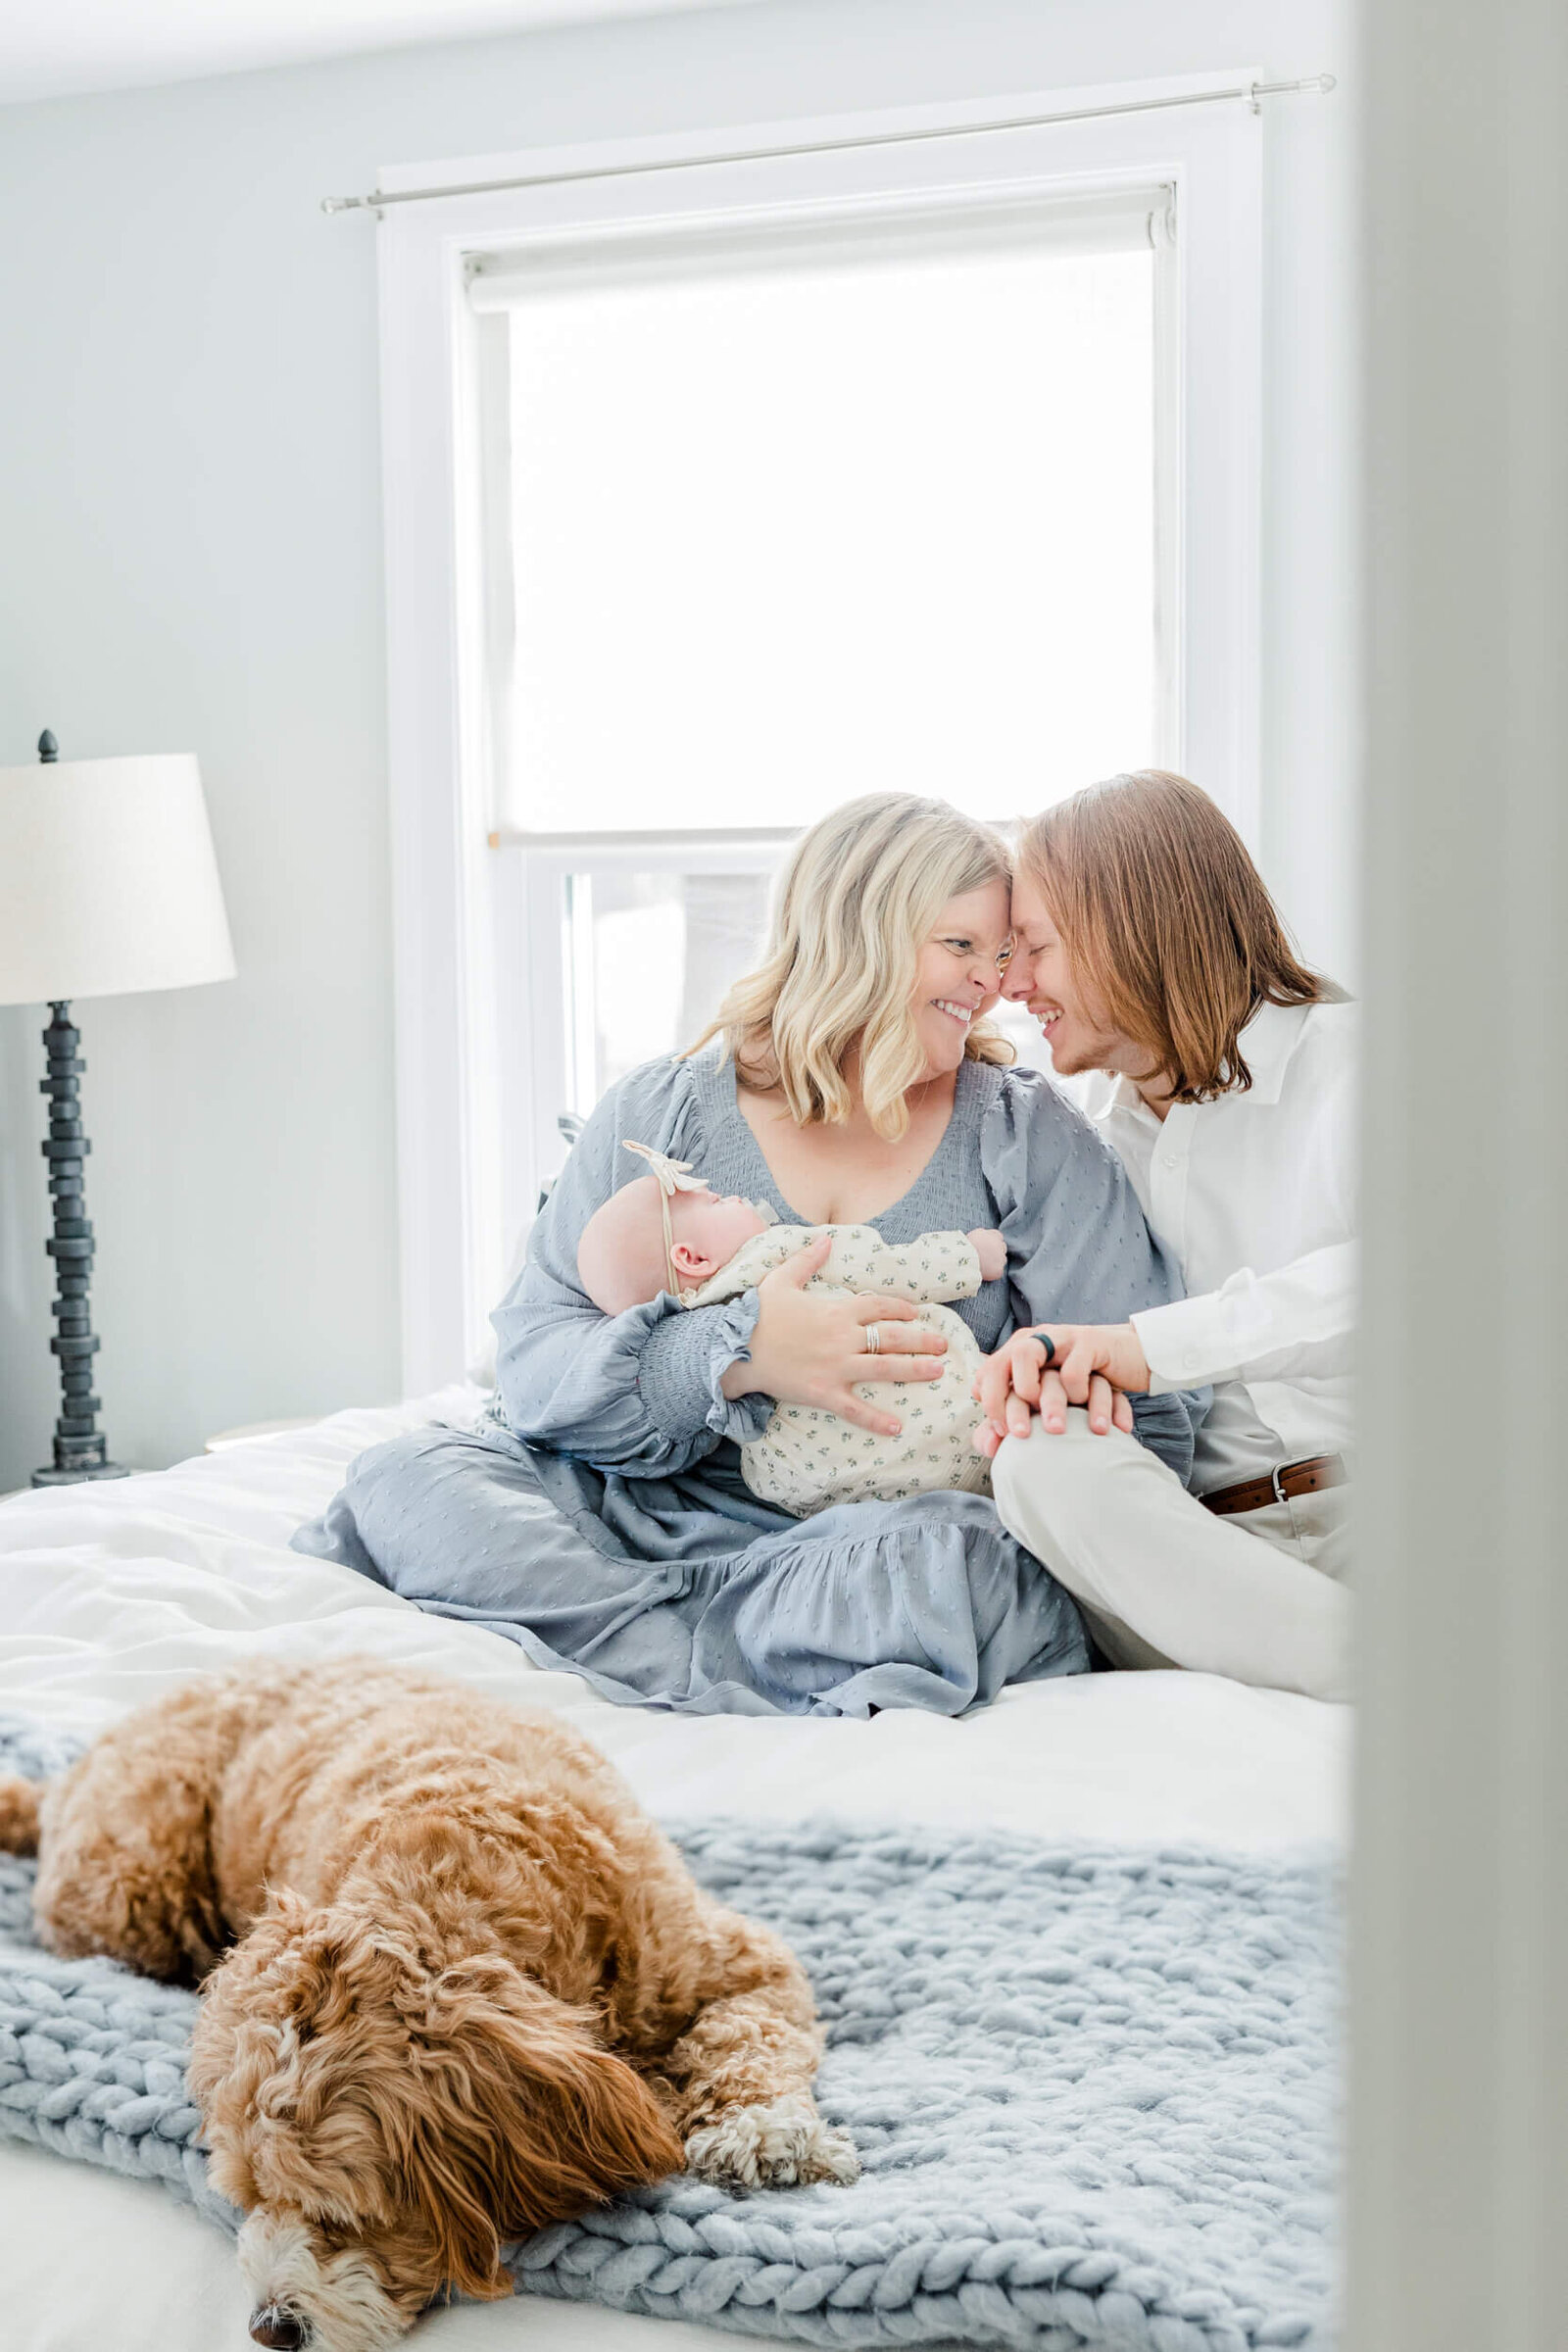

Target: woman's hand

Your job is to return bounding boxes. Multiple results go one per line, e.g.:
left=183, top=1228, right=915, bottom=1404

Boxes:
left=971, top=1322, right=1150, bottom=1457
left=718, top=1234, right=948, bottom=1437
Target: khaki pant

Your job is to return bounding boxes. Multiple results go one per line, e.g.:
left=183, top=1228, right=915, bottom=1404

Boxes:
left=991, top=1410, right=1351, bottom=1702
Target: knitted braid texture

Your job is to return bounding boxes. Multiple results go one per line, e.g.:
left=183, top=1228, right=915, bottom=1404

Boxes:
left=0, top=1715, right=1337, bottom=2349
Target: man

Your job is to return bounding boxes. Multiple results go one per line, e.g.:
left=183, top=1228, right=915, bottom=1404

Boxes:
left=977, top=770, right=1353, bottom=1702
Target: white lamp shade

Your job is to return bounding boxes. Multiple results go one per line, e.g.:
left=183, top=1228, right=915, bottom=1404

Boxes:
left=0, top=753, right=236, bottom=1006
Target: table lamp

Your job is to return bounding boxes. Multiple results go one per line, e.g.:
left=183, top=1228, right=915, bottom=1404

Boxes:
left=0, top=732, right=236, bottom=1486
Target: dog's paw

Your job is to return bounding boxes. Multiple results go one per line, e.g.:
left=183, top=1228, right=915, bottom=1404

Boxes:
left=684, top=2094, right=859, bottom=2189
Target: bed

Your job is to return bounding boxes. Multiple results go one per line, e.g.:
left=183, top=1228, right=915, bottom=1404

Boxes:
left=0, top=1388, right=1347, bottom=2352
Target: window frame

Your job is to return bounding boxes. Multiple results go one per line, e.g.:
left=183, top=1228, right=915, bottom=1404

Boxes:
left=489, top=828, right=796, bottom=1331
left=376, top=74, right=1264, bottom=1389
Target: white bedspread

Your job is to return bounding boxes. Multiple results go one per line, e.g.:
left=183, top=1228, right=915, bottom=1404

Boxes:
left=0, top=1389, right=1348, bottom=2352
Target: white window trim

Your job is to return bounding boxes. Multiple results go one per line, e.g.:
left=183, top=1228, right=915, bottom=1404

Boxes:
left=376, top=74, right=1263, bottom=1392
left=491, top=830, right=795, bottom=1335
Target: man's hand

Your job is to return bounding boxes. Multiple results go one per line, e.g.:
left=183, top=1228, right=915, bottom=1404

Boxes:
left=971, top=1322, right=1151, bottom=1457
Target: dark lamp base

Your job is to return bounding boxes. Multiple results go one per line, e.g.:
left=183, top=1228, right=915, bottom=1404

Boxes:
left=31, top=1461, right=130, bottom=1488
left=33, top=990, right=125, bottom=1494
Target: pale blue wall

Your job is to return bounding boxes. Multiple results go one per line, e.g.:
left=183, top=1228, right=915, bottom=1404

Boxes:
left=0, top=0, right=1348, bottom=1486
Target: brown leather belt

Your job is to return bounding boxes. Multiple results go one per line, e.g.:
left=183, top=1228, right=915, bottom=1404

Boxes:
left=1199, top=1454, right=1348, bottom=1518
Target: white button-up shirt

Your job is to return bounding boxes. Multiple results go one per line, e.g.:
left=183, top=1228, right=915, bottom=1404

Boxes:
left=1080, top=997, right=1357, bottom=1494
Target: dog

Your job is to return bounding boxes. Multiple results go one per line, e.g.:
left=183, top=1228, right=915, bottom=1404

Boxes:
left=0, top=1659, right=857, bottom=2350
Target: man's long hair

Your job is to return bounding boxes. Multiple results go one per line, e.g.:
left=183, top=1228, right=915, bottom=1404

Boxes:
left=1017, top=769, right=1325, bottom=1102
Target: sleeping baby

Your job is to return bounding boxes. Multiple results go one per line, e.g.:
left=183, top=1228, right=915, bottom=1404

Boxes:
left=576, top=1141, right=1004, bottom=1514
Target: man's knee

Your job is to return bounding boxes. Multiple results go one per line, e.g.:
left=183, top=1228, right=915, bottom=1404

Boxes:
left=991, top=1412, right=1143, bottom=1544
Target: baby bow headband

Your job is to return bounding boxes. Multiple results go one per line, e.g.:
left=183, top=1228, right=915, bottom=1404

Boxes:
left=622, top=1140, right=708, bottom=1199
left=623, top=1140, right=709, bottom=1294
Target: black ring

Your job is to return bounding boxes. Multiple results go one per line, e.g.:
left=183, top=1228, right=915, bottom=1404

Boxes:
left=1034, top=1333, right=1056, bottom=1368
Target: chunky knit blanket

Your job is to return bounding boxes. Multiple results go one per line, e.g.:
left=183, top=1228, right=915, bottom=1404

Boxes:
left=0, top=1716, right=1337, bottom=2349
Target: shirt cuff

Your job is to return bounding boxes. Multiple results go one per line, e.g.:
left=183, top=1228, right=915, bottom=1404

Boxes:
left=1132, top=1294, right=1246, bottom=1394
left=638, top=1290, right=774, bottom=1447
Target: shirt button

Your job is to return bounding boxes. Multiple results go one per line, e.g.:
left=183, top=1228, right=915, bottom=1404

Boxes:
left=1161, top=1152, right=1180, bottom=1170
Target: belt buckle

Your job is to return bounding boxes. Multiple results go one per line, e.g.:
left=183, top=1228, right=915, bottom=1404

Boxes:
left=1270, top=1463, right=1291, bottom=1507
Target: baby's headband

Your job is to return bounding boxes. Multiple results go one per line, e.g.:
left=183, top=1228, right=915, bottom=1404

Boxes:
left=622, top=1141, right=707, bottom=1200
left=623, top=1140, right=708, bottom=1294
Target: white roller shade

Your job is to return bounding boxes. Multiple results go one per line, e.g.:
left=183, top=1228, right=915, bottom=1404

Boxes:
left=466, top=187, right=1169, bottom=305
left=472, top=186, right=1168, bottom=838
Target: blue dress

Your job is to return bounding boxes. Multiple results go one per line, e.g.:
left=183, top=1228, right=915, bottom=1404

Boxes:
left=294, top=1052, right=1201, bottom=1716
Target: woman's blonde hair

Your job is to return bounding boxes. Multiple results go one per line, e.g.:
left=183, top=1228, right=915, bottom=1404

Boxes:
left=1016, top=769, right=1325, bottom=1102
left=687, top=793, right=1013, bottom=1139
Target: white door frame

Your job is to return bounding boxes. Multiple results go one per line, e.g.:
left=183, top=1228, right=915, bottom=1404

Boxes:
left=1349, top=1, right=1568, bottom=2344
left=374, top=74, right=1264, bottom=1391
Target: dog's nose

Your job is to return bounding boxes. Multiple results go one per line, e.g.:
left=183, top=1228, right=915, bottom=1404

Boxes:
left=249, top=2309, right=308, bottom=2350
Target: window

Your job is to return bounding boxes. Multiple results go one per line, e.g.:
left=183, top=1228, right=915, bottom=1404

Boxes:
left=470, top=187, right=1176, bottom=1214
left=377, top=85, right=1263, bottom=1382
left=471, top=192, right=1169, bottom=838
left=503, top=836, right=786, bottom=1157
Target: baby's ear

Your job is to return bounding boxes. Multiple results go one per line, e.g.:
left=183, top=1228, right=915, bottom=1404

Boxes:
left=669, top=1242, right=713, bottom=1280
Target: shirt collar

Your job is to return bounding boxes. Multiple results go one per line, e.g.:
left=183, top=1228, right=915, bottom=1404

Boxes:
left=1083, top=998, right=1314, bottom=1117
left=1229, top=999, right=1312, bottom=1104
left=1081, top=1064, right=1150, bottom=1122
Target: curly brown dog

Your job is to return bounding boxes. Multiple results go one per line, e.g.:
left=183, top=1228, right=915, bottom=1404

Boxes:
left=0, top=1659, right=856, bottom=2351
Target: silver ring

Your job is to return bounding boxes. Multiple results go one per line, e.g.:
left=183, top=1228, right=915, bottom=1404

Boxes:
left=862, top=1323, right=881, bottom=1355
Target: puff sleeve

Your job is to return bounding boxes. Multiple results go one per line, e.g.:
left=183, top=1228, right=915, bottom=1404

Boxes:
left=491, top=1058, right=773, bottom=1474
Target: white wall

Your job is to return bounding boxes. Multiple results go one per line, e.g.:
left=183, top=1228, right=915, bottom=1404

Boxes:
left=0, top=0, right=1350, bottom=1487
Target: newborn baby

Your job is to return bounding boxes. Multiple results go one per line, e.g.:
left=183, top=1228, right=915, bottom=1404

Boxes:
left=576, top=1143, right=1004, bottom=1514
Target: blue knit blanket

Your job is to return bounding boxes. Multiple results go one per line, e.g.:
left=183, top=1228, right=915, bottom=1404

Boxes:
left=0, top=1717, right=1337, bottom=2349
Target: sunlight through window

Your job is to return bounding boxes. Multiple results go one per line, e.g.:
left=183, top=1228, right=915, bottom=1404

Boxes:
left=490, top=216, right=1159, bottom=833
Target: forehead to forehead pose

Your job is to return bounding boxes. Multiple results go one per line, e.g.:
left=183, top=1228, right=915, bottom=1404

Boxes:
left=304, top=789, right=1204, bottom=1745
left=1006, top=767, right=1324, bottom=1094
left=981, top=768, right=1357, bottom=1704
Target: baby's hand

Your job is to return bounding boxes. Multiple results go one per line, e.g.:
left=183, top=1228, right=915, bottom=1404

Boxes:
left=967, top=1228, right=1007, bottom=1283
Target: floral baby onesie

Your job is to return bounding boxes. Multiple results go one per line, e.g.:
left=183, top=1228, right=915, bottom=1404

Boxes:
left=683, top=1225, right=994, bottom=1513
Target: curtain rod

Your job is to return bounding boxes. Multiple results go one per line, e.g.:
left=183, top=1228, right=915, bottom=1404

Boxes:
left=321, top=74, right=1334, bottom=216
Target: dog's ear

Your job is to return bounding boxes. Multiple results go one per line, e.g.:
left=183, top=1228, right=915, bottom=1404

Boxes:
left=189, top=1893, right=311, bottom=2096
left=398, top=1953, right=684, bottom=2300
left=188, top=1892, right=327, bottom=2208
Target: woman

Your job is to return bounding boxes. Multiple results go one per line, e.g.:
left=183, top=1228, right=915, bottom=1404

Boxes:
left=976, top=770, right=1354, bottom=1703
left=299, top=793, right=1200, bottom=1717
